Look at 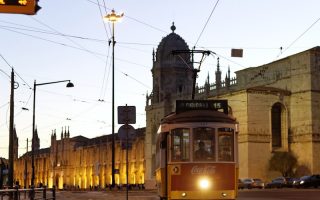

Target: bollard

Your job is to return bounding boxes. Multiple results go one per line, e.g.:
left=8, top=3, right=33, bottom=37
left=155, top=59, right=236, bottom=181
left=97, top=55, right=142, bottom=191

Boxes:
left=14, top=186, right=18, bottom=200
left=30, top=186, right=35, bottom=200
left=52, top=186, right=56, bottom=200
left=43, top=186, right=46, bottom=199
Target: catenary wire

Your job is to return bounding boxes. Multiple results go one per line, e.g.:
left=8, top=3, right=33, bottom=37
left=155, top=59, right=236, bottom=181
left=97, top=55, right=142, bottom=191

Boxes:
left=278, top=16, right=320, bottom=57
left=96, top=0, right=112, bottom=101
left=194, top=0, right=220, bottom=47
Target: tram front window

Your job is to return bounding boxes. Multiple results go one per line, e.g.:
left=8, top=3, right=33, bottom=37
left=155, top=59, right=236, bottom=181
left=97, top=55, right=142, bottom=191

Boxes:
left=193, top=127, right=215, bottom=161
left=171, top=128, right=190, bottom=161
left=218, top=128, right=234, bottom=162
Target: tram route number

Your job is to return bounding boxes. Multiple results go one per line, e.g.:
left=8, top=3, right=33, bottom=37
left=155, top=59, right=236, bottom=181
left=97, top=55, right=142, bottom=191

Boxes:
left=176, top=100, right=228, bottom=114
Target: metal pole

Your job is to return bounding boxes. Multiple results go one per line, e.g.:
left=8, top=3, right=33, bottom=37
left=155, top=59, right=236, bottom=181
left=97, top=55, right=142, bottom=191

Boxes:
left=31, top=80, right=36, bottom=188
left=8, top=69, right=14, bottom=189
left=126, top=123, right=129, bottom=200
left=52, top=186, right=56, bottom=200
left=23, top=138, right=29, bottom=189
left=43, top=186, right=46, bottom=199
left=30, top=79, right=73, bottom=189
left=104, top=10, right=123, bottom=188
left=111, top=21, right=115, bottom=188
left=24, top=138, right=28, bottom=189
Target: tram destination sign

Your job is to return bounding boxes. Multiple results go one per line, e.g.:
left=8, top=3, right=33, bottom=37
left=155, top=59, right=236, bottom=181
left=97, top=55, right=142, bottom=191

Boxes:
left=176, top=100, right=228, bottom=114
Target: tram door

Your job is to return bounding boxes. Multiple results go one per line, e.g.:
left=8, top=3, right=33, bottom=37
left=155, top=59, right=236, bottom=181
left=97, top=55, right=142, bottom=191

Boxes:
left=156, top=132, right=169, bottom=199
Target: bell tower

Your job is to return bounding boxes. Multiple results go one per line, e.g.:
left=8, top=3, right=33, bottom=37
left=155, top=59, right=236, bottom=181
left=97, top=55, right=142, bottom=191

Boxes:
left=145, top=23, right=193, bottom=188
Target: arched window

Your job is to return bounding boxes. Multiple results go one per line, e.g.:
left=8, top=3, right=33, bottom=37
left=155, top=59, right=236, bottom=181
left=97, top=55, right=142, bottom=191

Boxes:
left=271, top=103, right=282, bottom=148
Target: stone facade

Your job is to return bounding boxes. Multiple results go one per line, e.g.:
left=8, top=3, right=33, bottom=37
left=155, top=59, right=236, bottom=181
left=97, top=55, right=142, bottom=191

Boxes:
left=14, top=127, right=145, bottom=189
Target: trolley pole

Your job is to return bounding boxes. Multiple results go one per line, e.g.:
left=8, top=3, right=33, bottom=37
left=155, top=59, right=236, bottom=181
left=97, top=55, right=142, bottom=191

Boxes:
left=172, top=49, right=213, bottom=99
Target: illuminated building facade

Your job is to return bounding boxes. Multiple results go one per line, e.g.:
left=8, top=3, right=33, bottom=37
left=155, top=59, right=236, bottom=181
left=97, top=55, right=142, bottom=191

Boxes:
left=14, top=127, right=145, bottom=189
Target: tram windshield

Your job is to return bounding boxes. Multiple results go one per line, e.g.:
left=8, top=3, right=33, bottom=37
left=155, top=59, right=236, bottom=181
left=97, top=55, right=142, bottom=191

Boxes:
left=193, top=127, right=215, bottom=161
left=169, top=127, right=235, bottom=162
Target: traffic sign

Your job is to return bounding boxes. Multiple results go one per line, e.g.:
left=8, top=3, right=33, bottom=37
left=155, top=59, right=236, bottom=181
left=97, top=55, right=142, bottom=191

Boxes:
left=118, top=105, right=136, bottom=124
left=118, top=124, right=135, bottom=141
left=0, top=0, right=41, bottom=15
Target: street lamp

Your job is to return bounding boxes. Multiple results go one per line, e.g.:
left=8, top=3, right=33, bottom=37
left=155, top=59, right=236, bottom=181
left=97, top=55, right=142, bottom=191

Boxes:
left=31, top=80, right=74, bottom=187
left=104, top=9, right=124, bottom=188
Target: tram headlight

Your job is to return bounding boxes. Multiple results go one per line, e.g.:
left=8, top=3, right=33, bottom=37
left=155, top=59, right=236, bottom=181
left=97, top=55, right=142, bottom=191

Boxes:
left=198, top=178, right=211, bottom=190
left=221, top=192, right=227, bottom=197
left=181, top=192, right=187, bottom=197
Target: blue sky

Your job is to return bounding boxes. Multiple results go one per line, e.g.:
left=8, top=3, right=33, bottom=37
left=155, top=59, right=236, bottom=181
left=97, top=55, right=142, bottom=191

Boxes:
left=0, top=0, right=320, bottom=158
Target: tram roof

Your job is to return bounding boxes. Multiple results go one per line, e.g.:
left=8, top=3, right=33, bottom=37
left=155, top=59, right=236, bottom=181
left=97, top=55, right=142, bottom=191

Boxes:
left=161, top=109, right=236, bottom=124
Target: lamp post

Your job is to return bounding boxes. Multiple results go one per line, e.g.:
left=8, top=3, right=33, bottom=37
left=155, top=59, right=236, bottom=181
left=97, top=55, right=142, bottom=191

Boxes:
left=31, top=80, right=74, bottom=187
left=104, top=9, right=124, bottom=187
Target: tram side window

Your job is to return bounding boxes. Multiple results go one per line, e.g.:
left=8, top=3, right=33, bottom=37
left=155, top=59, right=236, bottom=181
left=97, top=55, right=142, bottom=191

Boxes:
left=218, top=128, right=234, bottom=162
left=171, top=128, right=190, bottom=161
left=193, top=127, right=215, bottom=161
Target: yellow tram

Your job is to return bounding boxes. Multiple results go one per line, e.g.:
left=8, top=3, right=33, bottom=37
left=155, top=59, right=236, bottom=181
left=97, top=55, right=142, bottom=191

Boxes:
left=156, top=100, right=239, bottom=200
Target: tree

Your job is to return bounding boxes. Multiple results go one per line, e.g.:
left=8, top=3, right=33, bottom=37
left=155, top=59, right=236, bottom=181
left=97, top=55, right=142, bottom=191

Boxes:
left=269, top=152, right=298, bottom=177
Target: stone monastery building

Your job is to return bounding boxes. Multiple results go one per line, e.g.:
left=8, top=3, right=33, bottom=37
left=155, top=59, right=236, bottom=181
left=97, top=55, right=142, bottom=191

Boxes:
left=14, top=24, right=320, bottom=189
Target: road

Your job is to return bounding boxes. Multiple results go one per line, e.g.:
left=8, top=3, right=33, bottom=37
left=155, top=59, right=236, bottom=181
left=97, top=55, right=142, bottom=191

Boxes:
left=55, top=190, right=158, bottom=200
left=237, top=188, right=320, bottom=200
left=55, top=188, right=320, bottom=200
left=2, top=188, right=320, bottom=200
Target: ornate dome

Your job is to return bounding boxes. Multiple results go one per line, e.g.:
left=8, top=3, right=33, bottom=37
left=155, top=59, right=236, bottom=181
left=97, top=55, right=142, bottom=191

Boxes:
left=155, top=23, right=191, bottom=68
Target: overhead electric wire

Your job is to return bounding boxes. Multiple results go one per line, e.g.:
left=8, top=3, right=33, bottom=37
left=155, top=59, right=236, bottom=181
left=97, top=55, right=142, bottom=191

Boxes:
left=194, top=0, right=220, bottom=47
left=0, top=15, right=121, bottom=136
left=117, top=41, right=156, bottom=46
left=0, top=54, right=32, bottom=109
left=86, top=0, right=167, bottom=34
left=0, top=24, right=107, bottom=43
left=2, top=24, right=151, bottom=96
left=120, top=71, right=151, bottom=89
left=0, top=22, right=158, bottom=46
left=0, top=102, right=9, bottom=110
left=31, top=17, right=106, bottom=63
left=0, top=23, right=150, bottom=69
left=279, top=16, right=320, bottom=57
left=96, top=0, right=110, bottom=39
left=1, top=54, right=31, bottom=89
left=96, top=0, right=112, bottom=101
left=0, top=26, right=108, bottom=57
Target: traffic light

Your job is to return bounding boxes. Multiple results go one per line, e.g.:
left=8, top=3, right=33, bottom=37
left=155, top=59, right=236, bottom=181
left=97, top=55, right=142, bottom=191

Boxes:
left=0, top=0, right=41, bottom=15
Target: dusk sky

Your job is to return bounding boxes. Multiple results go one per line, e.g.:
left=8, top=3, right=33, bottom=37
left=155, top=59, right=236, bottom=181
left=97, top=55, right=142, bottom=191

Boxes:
left=0, top=0, right=320, bottom=158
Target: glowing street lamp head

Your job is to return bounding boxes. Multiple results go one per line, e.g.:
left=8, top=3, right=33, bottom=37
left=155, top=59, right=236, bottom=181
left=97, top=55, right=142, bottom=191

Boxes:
left=104, top=9, right=124, bottom=23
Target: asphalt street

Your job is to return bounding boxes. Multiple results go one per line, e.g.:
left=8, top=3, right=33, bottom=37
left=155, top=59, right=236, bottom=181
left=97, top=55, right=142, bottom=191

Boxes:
left=2, top=188, right=320, bottom=200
